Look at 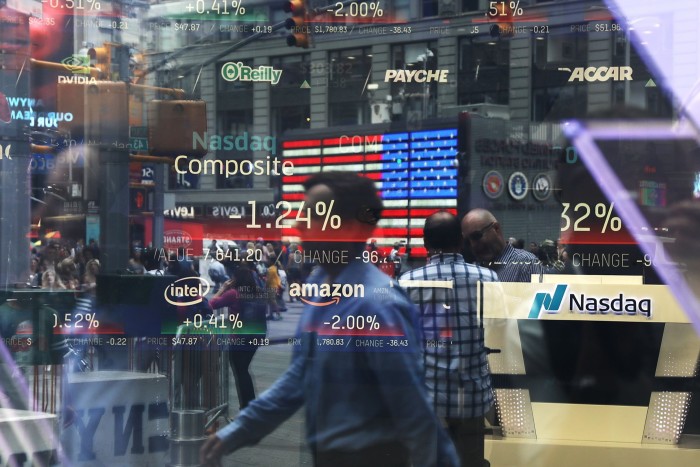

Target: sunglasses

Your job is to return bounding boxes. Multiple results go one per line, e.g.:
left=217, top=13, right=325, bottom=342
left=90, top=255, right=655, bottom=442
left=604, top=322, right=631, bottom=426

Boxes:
left=467, top=222, right=496, bottom=242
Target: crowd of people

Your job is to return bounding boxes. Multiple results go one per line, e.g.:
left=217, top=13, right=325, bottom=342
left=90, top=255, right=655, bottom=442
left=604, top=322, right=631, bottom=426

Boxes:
left=28, top=238, right=102, bottom=291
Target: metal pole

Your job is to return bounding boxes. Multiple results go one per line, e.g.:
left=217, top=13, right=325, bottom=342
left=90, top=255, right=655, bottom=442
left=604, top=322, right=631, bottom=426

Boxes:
left=152, top=163, right=165, bottom=249
left=0, top=13, right=31, bottom=287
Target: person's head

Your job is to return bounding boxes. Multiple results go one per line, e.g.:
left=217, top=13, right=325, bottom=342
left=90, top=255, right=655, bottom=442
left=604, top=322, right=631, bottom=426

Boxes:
left=85, top=259, right=100, bottom=276
left=141, top=248, right=161, bottom=271
left=45, top=242, right=59, bottom=263
left=424, top=211, right=462, bottom=254
left=461, top=208, right=505, bottom=262
left=56, top=258, right=77, bottom=288
left=539, top=239, right=557, bottom=264
left=528, top=242, right=539, bottom=254
left=515, top=238, right=525, bottom=250
left=300, top=171, right=383, bottom=264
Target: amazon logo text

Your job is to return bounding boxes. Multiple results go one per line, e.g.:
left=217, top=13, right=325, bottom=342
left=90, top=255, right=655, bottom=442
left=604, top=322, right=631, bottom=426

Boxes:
left=289, top=282, right=364, bottom=307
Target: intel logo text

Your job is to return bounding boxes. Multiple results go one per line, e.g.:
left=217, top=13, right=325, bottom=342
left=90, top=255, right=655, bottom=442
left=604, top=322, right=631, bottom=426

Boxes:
left=164, top=277, right=210, bottom=306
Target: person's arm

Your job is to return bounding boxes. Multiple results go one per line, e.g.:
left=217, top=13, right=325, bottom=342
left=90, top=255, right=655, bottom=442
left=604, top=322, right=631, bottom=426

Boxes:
left=200, top=350, right=305, bottom=465
left=365, top=301, right=459, bottom=467
left=210, top=282, right=235, bottom=304
left=210, top=287, right=240, bottom=309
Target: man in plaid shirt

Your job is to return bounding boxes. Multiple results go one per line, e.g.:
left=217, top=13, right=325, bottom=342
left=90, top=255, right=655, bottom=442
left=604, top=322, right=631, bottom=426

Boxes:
left=400, top=211, right=499, bottom=467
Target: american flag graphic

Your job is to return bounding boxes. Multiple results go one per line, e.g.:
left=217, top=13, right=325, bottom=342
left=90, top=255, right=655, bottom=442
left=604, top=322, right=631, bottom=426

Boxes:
left=282, top=128, right=458, bottom=257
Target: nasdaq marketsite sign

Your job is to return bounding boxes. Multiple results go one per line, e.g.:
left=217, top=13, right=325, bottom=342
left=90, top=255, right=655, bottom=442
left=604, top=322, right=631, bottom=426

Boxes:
left=480, top=282, right=689, bottom=323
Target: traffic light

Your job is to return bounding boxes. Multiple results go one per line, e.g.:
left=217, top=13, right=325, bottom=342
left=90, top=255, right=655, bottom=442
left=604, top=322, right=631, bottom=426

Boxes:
left=88, top=45, right=111, bottom=79
left=148, top=100, right=208, bottom=158
left=283, top=0, right=310, bottom=48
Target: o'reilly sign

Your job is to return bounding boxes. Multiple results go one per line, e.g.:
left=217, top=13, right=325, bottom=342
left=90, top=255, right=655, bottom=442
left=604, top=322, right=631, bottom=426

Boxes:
left=221, top=62, right=282, bottom=85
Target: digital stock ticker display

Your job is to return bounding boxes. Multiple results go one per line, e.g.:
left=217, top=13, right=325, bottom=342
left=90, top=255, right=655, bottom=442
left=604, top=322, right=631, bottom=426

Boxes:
left=0, top=0, right=700, bottom=466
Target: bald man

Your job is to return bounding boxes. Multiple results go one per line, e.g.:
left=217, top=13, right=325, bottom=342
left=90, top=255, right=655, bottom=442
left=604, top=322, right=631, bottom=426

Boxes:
left=461, top=209, right=543, bottom=282
left=400, top=211, right=499, bottom=467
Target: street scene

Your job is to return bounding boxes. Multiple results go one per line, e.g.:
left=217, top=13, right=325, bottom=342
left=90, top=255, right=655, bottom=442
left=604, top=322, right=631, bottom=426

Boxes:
left=1, top=0, right=700, bottom=466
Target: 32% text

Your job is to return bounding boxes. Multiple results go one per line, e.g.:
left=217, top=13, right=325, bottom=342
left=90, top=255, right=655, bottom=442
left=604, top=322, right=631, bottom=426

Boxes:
left=561, top=202, right=622, bottom=233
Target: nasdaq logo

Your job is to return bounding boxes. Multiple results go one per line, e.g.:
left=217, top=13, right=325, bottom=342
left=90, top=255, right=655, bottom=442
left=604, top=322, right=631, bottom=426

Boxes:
left=528, top=284, right=567, bottom=319
left=559, top=66, right=633, bottom=82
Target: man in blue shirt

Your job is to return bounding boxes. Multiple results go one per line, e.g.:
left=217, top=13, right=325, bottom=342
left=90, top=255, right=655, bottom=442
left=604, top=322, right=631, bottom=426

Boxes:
left=201, top=171, right=459, bottom=467
left=400, top=211, right=498, bottom=467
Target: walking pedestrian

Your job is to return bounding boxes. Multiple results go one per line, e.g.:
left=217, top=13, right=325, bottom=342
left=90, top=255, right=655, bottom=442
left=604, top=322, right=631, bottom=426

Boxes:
left=201, top=171, right=459, bottom=467
left=209, top=266, right=267, bottom=410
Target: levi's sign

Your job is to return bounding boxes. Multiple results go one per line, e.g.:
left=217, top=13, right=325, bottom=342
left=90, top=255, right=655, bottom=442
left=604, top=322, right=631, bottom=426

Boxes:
left=384, top=69, right=449, bottom=83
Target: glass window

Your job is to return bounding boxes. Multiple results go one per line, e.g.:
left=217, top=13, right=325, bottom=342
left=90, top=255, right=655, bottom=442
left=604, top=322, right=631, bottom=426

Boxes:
left=390, top=42, right=439, bottom=121
left=4, top=2, right=700, bottom=465
left=462, top=0, right=481, bottom=12
left=270, top=54, right=311, bottom=135
left=531, top=27, right=588, bottom=121
left=328, top=48, right=372, bottom=126
left=215, top=109, right=254, bottom=189
left=458, top=36, right=510, bottom=105
left=422, top=0, right=439, bottom=17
